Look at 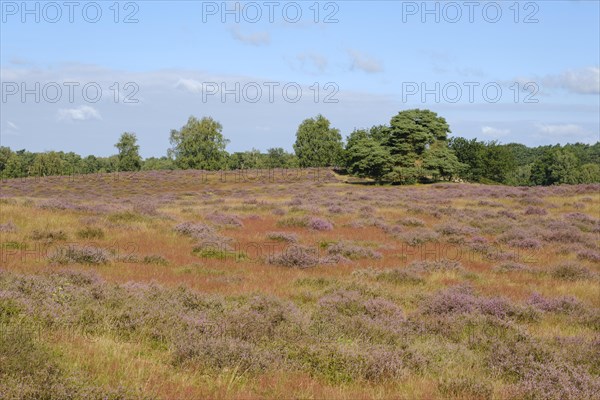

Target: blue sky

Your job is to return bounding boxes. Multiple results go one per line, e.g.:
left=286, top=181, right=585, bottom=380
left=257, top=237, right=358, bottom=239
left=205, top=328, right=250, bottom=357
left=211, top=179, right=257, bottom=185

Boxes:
left=1, top=0, right=599, bottom=157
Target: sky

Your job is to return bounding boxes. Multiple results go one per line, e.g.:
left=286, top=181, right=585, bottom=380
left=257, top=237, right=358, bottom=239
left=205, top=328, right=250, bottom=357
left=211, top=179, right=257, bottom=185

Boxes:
left=1, top=0, right=599, bottom=157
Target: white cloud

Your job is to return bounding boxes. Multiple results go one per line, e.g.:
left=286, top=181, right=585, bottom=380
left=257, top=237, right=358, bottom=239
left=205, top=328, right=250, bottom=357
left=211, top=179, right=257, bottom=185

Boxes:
left=7, top=121, right=19, bottom=130
left=176, top=78, right=204, bottom=94
left=57, top=105, right=102, bottom=122
left=518, top=67, right=600, bottom=95
left=481, top=126, right=510, bottom=137
left=534, top=123, right=586, bottom=136
left=348, top=49, right=383, bottom=73
left=229, top=26, right=270, bottom=46
left=549, top=67, right=600, bottom=94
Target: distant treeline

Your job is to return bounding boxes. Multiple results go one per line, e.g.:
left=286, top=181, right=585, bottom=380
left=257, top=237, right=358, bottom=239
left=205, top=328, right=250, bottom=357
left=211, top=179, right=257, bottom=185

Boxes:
left=1, top=109, right=598, bottom=186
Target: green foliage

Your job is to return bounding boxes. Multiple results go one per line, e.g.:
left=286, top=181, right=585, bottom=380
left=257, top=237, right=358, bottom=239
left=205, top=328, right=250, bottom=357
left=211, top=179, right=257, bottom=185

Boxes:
left=142, top=157, right=176, bottom=171
left=386, top=108, right=451, bottom=166
left=531, top=147, right=581, bottom=185
left=345, top=135, right=392, bottom=181
left=293, top=115, right=343, bottom=167
left=265, top=147, right=298, bottom=168
left=115, top=132, right=142, bottom=171
left=168, top=116, right=229, bottom=170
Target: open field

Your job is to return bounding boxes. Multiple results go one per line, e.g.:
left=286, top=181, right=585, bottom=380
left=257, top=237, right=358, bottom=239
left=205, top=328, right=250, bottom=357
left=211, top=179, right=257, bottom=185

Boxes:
left=1, top=169, right=599, bottom=399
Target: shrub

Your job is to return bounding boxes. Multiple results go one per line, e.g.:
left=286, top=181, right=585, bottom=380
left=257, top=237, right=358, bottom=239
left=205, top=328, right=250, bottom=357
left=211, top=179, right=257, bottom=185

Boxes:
left=0, top=222, right=17, bottom=233
left=266, top=231, right=298, bottom=243
left=268, top=245, right=318, bottom=268
left=76, top=226, right=105, bottom=239
left=48, top=245, right=111, bottom=265
left=276, top=216, right=308, bottom=228
left=206, top=213, right=243, bottom=227
left=308, top=217, right=334, bottom=231
left=174, top=222, right=215, bottom=238
left=142, top=255, right=169, bottom=265
left=550, top=263, right=593, bottom=281
left=326, top=241, right=382, bottom=260
left=30, top=229, right=68, bottom=241
left=398, top=217, right=426, bottom=227
left=396, top=228, right=439, bottom=245
left=524, top=206, right=548, bottom=216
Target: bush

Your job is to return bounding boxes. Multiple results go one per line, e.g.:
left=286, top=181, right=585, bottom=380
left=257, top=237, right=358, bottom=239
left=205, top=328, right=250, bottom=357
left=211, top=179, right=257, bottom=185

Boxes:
left=76, top=226, right=105, bottom=239
left=48, top=245, right=111, bottom=265
left=266, top=231, right=298, bottom=243
left=550, top=263, right=594, bottom=281
left=268, top=245, right=318, bottom=268
left=308, top=217, right=334, bottom=231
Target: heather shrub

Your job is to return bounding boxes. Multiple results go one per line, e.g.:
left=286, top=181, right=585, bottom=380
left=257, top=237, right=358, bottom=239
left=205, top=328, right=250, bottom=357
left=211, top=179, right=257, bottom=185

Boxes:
left=206, top=213, right=243, bottom=227
left=48, top=245, right=111, bottom=265
left=0, top=221, right=17, bottom=233
left=308, top=217, right=334, bottom=231
left=174, top=222, right=215, bottom=238
left=325, top=241, right=382, bottom=260
left=421, top=286, right=520, bottom=320
left=494, top=262, right=532, bottom=273
left=514, top=361, right=600, bottom=400
left=395, top=228, right=439, bottom=245
left=527, top=293, right=584, bottom=313
left=266, top=231, right=298, bottom=243
left=268, top=245, right=319, bottom=268
left=76, top=226, right=105, bottom=239
left=398, top=217, right=426, bottom=227
left=577, top=249, right=600, bottom=262
left=524, top=206, right=548, bottom=216
left=550, top=263, right=594, bottom=281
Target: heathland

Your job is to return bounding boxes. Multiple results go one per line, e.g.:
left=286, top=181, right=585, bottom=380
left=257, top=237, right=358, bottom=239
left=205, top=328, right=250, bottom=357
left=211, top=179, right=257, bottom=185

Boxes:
left=0, top=169, right=599, bottom=399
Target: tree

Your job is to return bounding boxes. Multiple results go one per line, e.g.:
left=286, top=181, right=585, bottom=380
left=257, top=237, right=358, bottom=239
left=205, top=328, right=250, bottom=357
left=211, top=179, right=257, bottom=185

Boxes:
left=0, top=146, right=14, bottom=176
left=578, top=163, right=600, bottom=183
left=422, top=142, right=464, bottom=181
left=30, top=152, right=64, bottom=176
left=386, top=109, right=451, bottom=167
left=115, top=132, right=142, bottom=171
left=265, top=148, right=297, bottom=168
left=293, top=115, right=343, bottom=167
left=449, top=137, right=486, bottom=181
left=481, top=142, right=516, bottom=184
left=345, top=137, right=393, bottom=181
left=531, top=148, right=580, bottom=185
left=228, top=149, right=265, bottom=170
left=142, top=157, right=176, bottom=171
left=168, top=116, right=229, bottom=170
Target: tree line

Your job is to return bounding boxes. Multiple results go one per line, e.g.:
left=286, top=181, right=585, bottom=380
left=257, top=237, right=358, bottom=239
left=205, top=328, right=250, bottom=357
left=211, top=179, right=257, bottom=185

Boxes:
left=1, top=109, right=598, bottom=185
